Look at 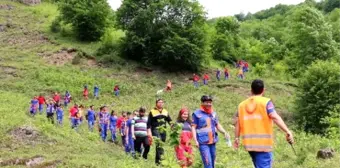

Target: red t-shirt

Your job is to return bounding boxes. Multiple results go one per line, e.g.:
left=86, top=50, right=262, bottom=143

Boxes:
left=116, top=116, right=125, bottom=128
left=37, top=96, right=46, bottom=104
left=203, top=74, right=209, bottom=80
left=53, top=95, right=60, bottom=102
left=69, top=107, right=78, bottom=117
left=193, top=75, right=200, bottom=82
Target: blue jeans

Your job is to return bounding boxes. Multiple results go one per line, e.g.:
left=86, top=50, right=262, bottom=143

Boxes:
left=94, top=92, right=99, bottom=98
left=114, top=90, right=120, bottom=96
left=216, top=75, right=220, bottom=81
left=125, top=135, right=135, bottom=154
left=110, top=127, right=117, bottom=141
left=88, top=120, right=95, bottom=132
left=199, top=144, right=216, bottom=168
left=57, top=115, right=63, bottom=125
left=225, top=74, right=229, bottom=80
left=194, top=81, right=199, bottom=88
left=238, top=74, right=244, bottom=79
left=101, top=123, right=108, bottom=141
left=203, top=80, right=208, bottom=85
left=249, top=152, right=273, bottom=168
left=39, top=104, right=43, bottom=112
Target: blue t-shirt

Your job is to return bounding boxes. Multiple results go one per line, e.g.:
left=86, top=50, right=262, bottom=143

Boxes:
left=110, top=116, right=118, bottom=129
left=127, top=119, right=133, bottom=137
left=87, top=110, right=96, bottom=121
left=56, top=108, right=63, bottom=117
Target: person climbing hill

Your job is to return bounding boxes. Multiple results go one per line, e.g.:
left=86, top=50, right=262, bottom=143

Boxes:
left=193, top=74, right=200, bottom=88
left=114, top=85, right=120, bottom=97
left=166, top=80, right=172, bottom=92
left=133, top=107, right=150, bottom=159
left=83, top=85, right=89, bottom=100
left=37, top=94, right=46, bottom=114
left=216, top=69, right=221, bottom=81
left=224, top=68, right=230, bottom=80
left=234, top=79, right=294, bottom=168
left=203, top=73, right=210, bottom=85
left=109, top=110, right=118, bottom=142
left=192, top=95, right=229, bottom=168
left=147, top=98, right=172, bottom=165
left=175, top=108, right=193, bottom=168
left=64, top=91, right=71, bottom=107
left=30, top=96, right=39, bottom=116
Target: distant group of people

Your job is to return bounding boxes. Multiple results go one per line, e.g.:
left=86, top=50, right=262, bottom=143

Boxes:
left=191, top=60, right=250, bottom=88
left=28, top=77, right=295, bottom=168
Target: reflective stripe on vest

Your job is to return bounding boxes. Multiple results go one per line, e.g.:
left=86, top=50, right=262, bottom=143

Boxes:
left=238, top=96, right=273, bottom=152
left=196, top=127, right=212, bottom=134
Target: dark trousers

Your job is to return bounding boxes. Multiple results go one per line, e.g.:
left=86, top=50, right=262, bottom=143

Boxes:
left=134, top=136, right=150, bottom=159
left=47, top=113, right=54, bottom=124
left=152, top=130, right=166, bottom=165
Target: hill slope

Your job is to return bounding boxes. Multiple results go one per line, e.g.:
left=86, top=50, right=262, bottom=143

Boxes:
left=0, top=1, right=339, bottom=168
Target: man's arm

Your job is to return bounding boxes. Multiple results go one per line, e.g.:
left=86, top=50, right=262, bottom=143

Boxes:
left=147, top=112, right=152, bottom=137
left=216, top=123, right=227, bottom=136
left=191, top=125, right=199, bottom=147
left=233, top=117, right=240, bottom=148
left=269, top=112, right=294, bottom=143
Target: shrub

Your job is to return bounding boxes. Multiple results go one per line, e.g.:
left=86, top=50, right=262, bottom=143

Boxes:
left=295, top=60, right=340, bottom=135
left=57, top=0, right=112, bottom=41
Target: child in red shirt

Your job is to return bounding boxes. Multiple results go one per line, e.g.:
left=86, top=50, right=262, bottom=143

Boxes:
left=175, top=108, right=193, bottom=168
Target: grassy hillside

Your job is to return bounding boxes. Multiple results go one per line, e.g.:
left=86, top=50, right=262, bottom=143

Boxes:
left=0, top=1, right=338, bottom=168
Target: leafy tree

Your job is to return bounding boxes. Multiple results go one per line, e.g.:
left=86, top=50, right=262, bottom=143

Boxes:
left=323, top=0, right=340, bottom=13
left=116, top=0, right=207, bottom=71
left=326, top=8, right=340, bottom=43
left=295, top=60, right=340, bottom=135
left=253, top=4, right=293, bottom=20
left=210, top=17, right=240, bottom=63
left=58, top=0, right=112, bottom=41
left=287, top=6, right=338, bottom=73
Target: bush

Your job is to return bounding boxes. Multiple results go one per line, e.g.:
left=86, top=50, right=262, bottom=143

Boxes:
left=50, top=17, right=61, bottom=33
left=321, top=104, right=340, bottom=139
left=57, top=0, right=112, bottom=41
left=295, top=60, right=340, bottom=135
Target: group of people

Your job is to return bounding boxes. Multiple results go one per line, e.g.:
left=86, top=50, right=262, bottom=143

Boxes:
left=28, top=78, right=294, bottom=168
left=192, top=60, right=250, bottom=88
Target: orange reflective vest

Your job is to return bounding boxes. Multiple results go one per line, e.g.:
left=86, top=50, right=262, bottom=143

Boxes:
left=238, top=96, right=273, bottom=152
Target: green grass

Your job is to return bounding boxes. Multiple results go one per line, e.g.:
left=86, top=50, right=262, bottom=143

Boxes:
left=0, top=1, right=339, bottom=168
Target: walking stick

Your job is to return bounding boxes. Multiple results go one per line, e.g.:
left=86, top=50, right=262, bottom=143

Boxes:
left=289, top=142, right=297, bottom=156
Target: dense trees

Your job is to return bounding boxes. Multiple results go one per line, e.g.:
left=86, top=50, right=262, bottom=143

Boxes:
left=115, top=0, right=207, bottom=71
left=57, top=0, right=112, bottom=41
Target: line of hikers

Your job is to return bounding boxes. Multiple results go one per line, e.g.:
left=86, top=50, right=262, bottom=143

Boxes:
left=192, top=60, right=250, bottom=88
left=28, top=78, right=294, bottom=168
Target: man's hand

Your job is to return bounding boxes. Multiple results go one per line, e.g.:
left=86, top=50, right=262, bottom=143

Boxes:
left=132, top=135, right=136, bottom=140
left=233, top=138, right=239, bottom=149
left=286, top=130, right=294, bottom=144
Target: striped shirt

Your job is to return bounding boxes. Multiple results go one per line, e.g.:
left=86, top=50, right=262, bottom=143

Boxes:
left=133, top=116, right=148, bottom=137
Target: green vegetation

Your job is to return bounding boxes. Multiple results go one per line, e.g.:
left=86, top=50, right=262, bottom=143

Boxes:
left=295, top=60, right=340, bottom=135
left=56, top=0, right=112, bottom=41
left=0, top=0, right=339, bottom=168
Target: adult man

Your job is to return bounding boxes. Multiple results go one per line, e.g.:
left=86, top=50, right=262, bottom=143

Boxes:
left=132, top=107, right=150, bottom=159
left=147, top=98, right=172, bottom=165
left=234, top=79, right=294, bottom=168
left=192, top=95, right=229, bottom=168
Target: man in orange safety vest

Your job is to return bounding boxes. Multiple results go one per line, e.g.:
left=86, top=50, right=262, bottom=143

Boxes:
left=233, top=79, right=294, bottom=168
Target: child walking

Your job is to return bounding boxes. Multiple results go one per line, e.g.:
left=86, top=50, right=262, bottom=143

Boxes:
left=46, top=100, right=55, bottom=124
left=110, top=110, right=118, bottom=142
left=56, top=104, right=64, bottom=126
left=86, top=105, right=96, bottom=132
left=125, top=112, right=135, bottom=157
left=175, top=108, right=193, bottom=168
left=98, top=106, right=110, bottom=142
